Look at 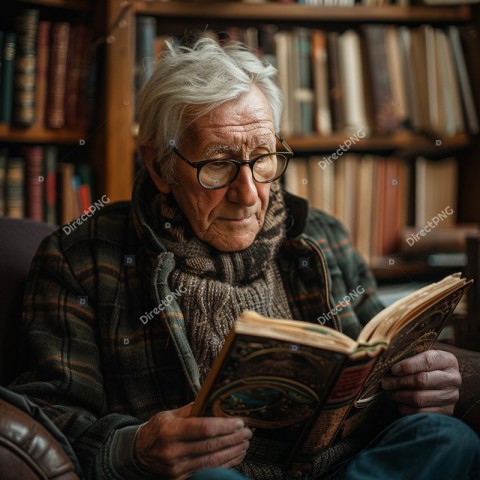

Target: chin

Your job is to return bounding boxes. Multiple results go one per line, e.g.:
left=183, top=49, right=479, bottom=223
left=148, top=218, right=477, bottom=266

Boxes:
left=209, top=234, right=257, bottom=252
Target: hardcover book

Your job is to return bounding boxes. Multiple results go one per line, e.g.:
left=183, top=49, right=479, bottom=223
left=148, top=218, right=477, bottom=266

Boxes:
left=192, top=273, right=470, bottom=468
left=47, top=22, right=70, bottom=129
left=13, top=8, right=39, bottom=126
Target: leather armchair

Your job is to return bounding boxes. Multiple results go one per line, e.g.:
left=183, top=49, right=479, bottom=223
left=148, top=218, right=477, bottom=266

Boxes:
left=0, top=217, right=80, bottom=480
left=0, top=217, right=479, bottom=480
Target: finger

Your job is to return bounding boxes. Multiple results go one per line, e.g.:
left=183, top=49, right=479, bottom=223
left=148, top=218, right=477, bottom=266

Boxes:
left=161, top=428, right=252, bottom=460
left=157, top=440, right=250, bottom=479
left=397, top=404, right=455, bottom=416
left=391, top=350, right=458, bottom=376
left=381, top=369, right=461, bottom=391
left=154, top=414, right=246, bottom=441
left=385, top=388, right=459, bottom=409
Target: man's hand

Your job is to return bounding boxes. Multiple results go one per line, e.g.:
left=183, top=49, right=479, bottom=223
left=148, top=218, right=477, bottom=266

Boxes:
left=381, top=349, right=461, bottom=416
left=133, top=403, right=252, bottom=480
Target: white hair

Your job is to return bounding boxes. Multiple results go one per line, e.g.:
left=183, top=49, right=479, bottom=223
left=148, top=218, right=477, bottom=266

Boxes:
left=137, top=37, right=283, bottom=183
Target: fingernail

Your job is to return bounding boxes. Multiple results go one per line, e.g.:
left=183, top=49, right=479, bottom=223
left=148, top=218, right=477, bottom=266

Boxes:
left=235, top=419, right=245, bottom=430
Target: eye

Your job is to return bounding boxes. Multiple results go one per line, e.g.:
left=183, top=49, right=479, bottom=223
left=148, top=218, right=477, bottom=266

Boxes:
left=205, top=161, right=231, bottom=171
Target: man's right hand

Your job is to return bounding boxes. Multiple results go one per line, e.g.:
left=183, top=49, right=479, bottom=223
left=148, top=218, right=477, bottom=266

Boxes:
left=133, top=403, right=252, bottom=480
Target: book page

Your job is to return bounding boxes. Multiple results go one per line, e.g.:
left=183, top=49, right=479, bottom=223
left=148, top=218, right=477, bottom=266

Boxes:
left=354, top=282, right=469, bottom=408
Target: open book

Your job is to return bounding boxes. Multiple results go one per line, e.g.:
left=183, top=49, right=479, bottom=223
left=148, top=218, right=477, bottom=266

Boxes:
left=191, top=273, right=471, bottom=467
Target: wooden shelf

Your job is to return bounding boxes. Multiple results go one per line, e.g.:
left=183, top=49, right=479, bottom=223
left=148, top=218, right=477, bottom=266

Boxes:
left=16, top=0, right=93, bottom=11
left=286, top=132, right=472, bottom=153
left=135, top=2, right=473, bottom=23
left=0, top=124, right=88, bottom=144
left=372, top=260, right=461, bottom=282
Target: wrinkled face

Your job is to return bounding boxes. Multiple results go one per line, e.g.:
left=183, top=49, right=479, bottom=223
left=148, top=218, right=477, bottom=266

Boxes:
left=151, top=86, right=275, bottom=252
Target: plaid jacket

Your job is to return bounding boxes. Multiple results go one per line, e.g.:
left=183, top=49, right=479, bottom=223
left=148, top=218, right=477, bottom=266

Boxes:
left=10, top=171, right=384, bottom=479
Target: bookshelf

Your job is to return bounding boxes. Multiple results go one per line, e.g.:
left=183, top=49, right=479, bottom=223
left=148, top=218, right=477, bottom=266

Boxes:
left=101, top=1, right=480, bottom=205
left=0, top=0, right=97, bottom=224
left=100, top=1, right=480, bottom=328
left=0, top=124, right=86, bottom=143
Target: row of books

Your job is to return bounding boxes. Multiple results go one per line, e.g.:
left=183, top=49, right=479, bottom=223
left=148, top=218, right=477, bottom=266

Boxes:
left=0, top=9, right=93, bottom=129
left=135, top=21, right=478, bottom=137
left=274, top=24, right=478, bottom=136
left=0, top=146, right=94, bottom=225
left=284, top=154, right=459, bottom=264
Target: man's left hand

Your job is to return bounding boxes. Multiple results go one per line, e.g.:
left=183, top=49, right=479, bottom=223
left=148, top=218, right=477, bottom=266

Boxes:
left=381, top=349, right=461, bottom=416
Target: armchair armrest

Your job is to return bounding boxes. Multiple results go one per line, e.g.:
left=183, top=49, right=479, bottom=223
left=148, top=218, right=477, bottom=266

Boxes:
left=435, top=342, right=480, bottom=435
left=0, top=399, right=79, bottom=480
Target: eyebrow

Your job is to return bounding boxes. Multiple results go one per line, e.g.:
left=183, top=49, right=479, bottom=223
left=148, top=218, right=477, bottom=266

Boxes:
left=204, top=144, right=240, bottom=157
left=203, top=140, right=274, bottom=158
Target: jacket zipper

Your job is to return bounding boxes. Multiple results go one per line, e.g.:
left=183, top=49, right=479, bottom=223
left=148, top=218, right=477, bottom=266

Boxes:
left=303, top=237, right=340, bottom=331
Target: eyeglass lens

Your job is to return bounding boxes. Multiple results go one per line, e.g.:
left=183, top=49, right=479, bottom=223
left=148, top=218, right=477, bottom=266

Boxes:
left=199, top=154, right=288, bottom=188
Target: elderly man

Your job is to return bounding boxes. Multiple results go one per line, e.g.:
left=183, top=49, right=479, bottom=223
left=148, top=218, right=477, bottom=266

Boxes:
left=10, top=38, right=480, bottom=480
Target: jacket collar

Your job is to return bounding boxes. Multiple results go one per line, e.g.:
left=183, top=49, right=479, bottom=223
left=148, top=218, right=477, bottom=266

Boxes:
left=283, top=191, right=309, bottom=238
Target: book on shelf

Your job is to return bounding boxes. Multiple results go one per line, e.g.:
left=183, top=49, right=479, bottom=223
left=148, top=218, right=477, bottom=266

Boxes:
left=34, top=21, right=51, bottom=129
left=13, top=8, right=39, bottom=127
left=363, top=25, right=398, bottom=135
left=44, top=145, right=57, bottom=225
left=0, top=147, right=6, bottom=215
left=0, top=145, right=93, bottom=225
left=311, top=29, right=332, bottom=135
left=65, top=25, right=92, bottom=129
left=5, top=156, right=24, bottom=219
left=135, top=16, right=156, bottom=121
left=191, top=273, right=470, bottom=468
left=415, top=156, right=457, bottom=229
left=47, top=22, right=70, bottom=129
left=24, top=145, right=43, bottom=221
left=0, top=32, right=16, bottom=124
left=449, top=26, right=479, bottom=134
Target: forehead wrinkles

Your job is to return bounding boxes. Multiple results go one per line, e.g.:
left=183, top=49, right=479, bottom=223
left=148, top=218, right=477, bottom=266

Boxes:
left=204, top=130, right=274, bottom=157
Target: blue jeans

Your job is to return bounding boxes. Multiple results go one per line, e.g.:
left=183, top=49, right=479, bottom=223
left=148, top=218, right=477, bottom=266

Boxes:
left=189, top=413, right=480, bottom=479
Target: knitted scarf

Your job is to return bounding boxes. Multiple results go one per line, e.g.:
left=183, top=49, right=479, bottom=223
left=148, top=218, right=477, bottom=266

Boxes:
left=151, top=181, right=293, bottom=383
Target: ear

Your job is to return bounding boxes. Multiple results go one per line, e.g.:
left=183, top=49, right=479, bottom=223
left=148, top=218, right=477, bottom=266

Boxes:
left=139, top=145, right=171, bottom=194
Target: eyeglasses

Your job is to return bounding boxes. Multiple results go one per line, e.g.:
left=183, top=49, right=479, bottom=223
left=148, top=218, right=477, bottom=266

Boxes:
left=172, top=134, right=293, bottom=190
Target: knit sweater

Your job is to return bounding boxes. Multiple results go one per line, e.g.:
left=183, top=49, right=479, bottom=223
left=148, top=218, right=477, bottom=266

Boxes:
left=10, top=169, right=385, bottom=479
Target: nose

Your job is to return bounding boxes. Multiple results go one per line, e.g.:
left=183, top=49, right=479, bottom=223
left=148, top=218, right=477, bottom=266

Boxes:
left=226, top=164, right=258, bottom=207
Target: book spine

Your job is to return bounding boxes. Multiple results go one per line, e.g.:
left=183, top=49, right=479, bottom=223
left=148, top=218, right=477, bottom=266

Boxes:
left=34, top=21, right=51, bottom=128
left=296, top=28, right=314, bottom=135
left=6, top=157, right=25, bottom=218
left=327, top=32, right=344, bottom=133
left=44, top=145, right=58, bottom=225
left=0, top=147, right=7, bottom=216
left=57, top=162, right=75, bottom=224
left=74, top=26, right=92, bottom=130
left=0, top=32, right=4, bottom=112
left=47, top=22, right=70, bottom=129
left=65, top=24, right=91, bottom=129
left=0, top=33, right=16, bottom=124
left=13, top=8, right=39, bottom=126
left=363, top=26, right=398, bottom=135
left=449, top=26, right=479, bottom=135
left=135, top=16, right=156, bottom=93
left=24, top=145, right=44, bottom=221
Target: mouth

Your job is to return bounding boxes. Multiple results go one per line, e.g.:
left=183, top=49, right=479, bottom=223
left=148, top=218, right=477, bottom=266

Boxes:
left=222, top=217, right=250, bottom=222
